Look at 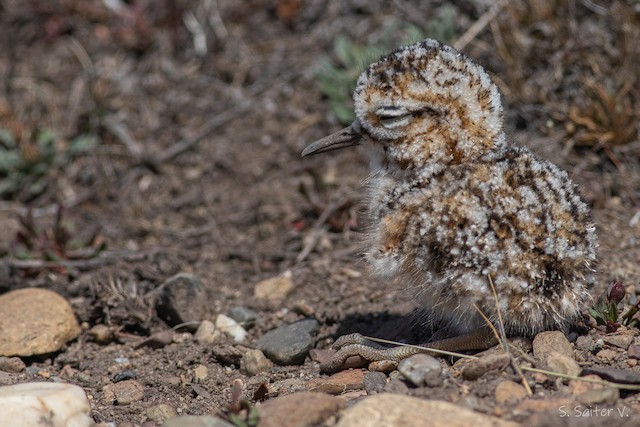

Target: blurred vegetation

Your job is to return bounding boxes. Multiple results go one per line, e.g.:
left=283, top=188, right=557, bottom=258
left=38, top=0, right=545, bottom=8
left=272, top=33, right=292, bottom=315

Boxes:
left=493, top=0, right=639, bottom=163
left=314, top=5, right=456, bottom=125
left=0, top=127, right=98, bottom=201
left=11, top=205, right=105, bottom=262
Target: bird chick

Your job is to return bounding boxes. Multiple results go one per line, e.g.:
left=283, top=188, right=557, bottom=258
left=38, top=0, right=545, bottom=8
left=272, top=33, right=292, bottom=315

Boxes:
left=302, top=39, right=597, bottom=372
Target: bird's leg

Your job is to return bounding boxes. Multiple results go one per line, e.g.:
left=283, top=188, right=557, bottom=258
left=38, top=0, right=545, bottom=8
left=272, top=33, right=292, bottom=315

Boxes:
left=320, top=327, right=498, bottom=373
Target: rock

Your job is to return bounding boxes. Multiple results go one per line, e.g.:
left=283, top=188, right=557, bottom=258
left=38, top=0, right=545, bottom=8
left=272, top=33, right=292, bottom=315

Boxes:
left=532, top=331, right=573, bottom=361
left=596, top=348, right=618, bottom=362
left=193, top=364, right=208, bottom=382
left=603, top=334, right=634, bottom=350
left=581, top=366, right=640, bottom=385
left=307, top=369, right=366, bottom=395
left=88, top=324, right=113, bottom=344
left=516, top=397, right=574, bottom=413
left=103, top=379, right=145, bottom=405
left=494, top=381, right=527, bottom=404
left=545, top=351, right=580, bottom=377
left=335, top=393, right=518, bottom=427
left=0, top=288, right=80, bottom=357
left=156, top=274, right=210, bottom=328
left=363, top=372, right=387, bottom=394
left=628, top=344, right=640, bottom=359
left=0, top=356, right=25, bottom=373
left=254, top=319, right=319, bottom=365
left=257, top=392, right=343, bottom=427
left=227, top=306, right=258, bottom=329
left=215, top=314, right=247, bottom=343
left=461, top=353, right=510, bottom=380
left=195, top=320, right=219, bottom=344
left=577, top=387, right=619, bottom=406
left=161, top=415, right=234, bottom=427
left=368, top=360, right=398, bottom=373
left=240, top=349, right=272, bottom=376
left=146, top=403, right=178, bottom=424
left=270, top=378, right=307, bottom=395
left=398, top=354, right=443, bottom=387
left=575, top=335, right=594, bottom=352
left=569, top=374, right=603, bottom=396
left=254, top=270, right=295, bottom=306
left=0, top=382, right=91, bottom=427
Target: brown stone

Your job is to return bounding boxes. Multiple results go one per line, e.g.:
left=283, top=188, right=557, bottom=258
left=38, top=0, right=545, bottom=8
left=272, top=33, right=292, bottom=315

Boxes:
left=335, top=394, right=518, bottom=427
left=103, top=380, right=145, bottom=405
left=0, top=288, right=80, bottom=357
left=495, top=380, right=528, bottom=404
left=307, top=369, right=366, bottom=395
left=257, top=392, right=343, bottom=427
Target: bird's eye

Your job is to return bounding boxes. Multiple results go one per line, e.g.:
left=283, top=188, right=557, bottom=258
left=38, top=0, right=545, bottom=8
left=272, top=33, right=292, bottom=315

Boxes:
left=376, top=106, right=411, bottom=129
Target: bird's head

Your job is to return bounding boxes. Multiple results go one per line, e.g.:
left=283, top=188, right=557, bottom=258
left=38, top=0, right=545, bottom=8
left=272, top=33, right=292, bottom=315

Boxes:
left=303, top=39, right=505, bottom=173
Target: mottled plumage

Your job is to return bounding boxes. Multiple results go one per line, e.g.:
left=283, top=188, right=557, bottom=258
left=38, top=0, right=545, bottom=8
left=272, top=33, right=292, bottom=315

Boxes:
left=302, top=39, right=597, bottom=369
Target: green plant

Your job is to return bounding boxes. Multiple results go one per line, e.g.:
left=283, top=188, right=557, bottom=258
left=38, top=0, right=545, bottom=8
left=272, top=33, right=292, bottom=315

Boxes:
left=0, top=127, right=98, bottom=201
left=315, top=9, right=457, bottom=125
left=589, top=281, right=640, bottom=332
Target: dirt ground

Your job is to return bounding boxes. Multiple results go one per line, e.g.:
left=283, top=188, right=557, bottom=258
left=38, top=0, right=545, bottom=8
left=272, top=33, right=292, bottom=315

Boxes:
left=1, top=0, right=640, bottom=425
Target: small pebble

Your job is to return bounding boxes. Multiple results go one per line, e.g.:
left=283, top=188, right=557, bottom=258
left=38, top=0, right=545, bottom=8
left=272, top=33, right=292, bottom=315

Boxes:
left=532, top=331, right=573, bottom=361
left=227, top=306, right=258, bottom=329
left=0, top=357, right=25, bottom=373
left=240, top=349, right=272, bottom=376
left=461, top=353, right=510, bottom=381
left=254, top=319, right=319, bottom=365
left=253, top=270, right=295, bottom=306
left=545, top=351, right=580, bottom=376
left=88, top=324, right=113, bottom=344
left=195, top=320, right=219, bottom=344
left=193, top=364, right=208, bottom=383
left=628, top=344, right=640, bottom=359
left=577, top=387, right=619, bottom=406
left=397, top=354, right=443, bottom=387
left=363, top=372, right=387, bottom=394
left=103, top=380, right=145, bottom=405
left=368, top=360, right=398, bottom=373
left=216, top=314, right=248, bottom=343
left=146, top=403, right=178, bottom=424
left=161, top=415, right=235, bottom=427
left=494, top=380, right=527, bottom=404
left=156, top=274, right=210, bottom=329
left=603, top=334, right=634, bottom=350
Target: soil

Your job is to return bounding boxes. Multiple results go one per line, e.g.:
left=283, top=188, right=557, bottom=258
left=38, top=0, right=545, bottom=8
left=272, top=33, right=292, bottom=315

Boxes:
left=1, top=0, right=640, bottom=425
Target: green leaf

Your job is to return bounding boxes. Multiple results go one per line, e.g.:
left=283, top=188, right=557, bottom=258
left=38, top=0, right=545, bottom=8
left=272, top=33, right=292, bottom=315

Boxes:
left=68, top=134, right=98, bottom=156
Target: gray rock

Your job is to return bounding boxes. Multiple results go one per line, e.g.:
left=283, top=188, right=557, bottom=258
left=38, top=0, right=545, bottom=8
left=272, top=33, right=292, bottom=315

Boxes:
left=398, top=354, right=443, bottom=387
left=161, top=415, right=234, bottom=427
left=254, top=319, right=319, bottom=365
left=581, top=366, right=640, bottom=385
left=227, top=306, right=259, bottom=329
left=363, top=371, right=387, bottom=394
left=156, top=274, right=210, bottom=329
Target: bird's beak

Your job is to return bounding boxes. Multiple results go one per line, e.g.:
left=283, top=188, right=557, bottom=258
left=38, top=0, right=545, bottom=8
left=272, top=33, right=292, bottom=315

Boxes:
left=301, top=119, right=363, bottom=157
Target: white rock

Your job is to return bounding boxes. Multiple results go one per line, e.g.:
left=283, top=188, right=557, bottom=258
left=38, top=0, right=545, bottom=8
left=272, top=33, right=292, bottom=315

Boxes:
left=216, top=314, right=248, bottom=343
left=0, top=382, right=91, bottom=427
